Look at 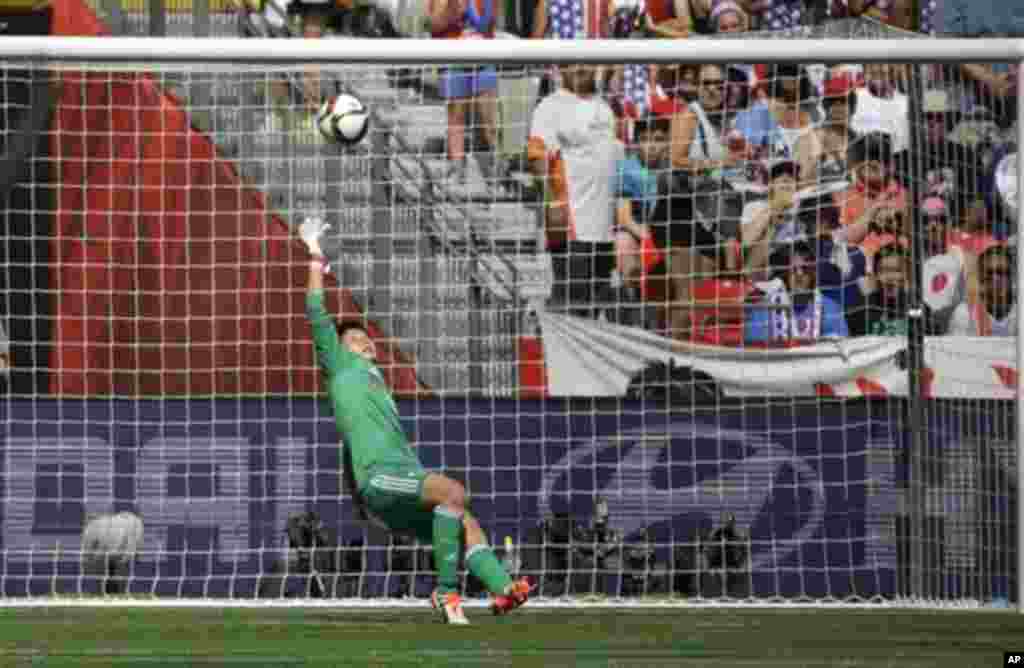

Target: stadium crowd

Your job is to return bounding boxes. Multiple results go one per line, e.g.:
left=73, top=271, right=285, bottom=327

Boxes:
left=264, top=0, right=1019, bottom=348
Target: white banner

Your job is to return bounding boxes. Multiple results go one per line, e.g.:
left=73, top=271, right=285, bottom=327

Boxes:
left=539, top=311, right=1018, bottom=398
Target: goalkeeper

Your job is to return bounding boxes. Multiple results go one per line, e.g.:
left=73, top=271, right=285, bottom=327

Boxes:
left=300, top=218, right=531, bottom=625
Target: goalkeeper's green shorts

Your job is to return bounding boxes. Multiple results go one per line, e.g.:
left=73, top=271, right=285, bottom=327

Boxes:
left=360, top=463, right=432, bottom=543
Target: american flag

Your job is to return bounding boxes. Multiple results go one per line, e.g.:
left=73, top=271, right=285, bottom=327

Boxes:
left=613, top=0, right=648, bottom=118
left=548, top=0, right=584, bottom=38
left=749, top=0, right=802, bottom=31
left=621, top=64, right=649, bottom=118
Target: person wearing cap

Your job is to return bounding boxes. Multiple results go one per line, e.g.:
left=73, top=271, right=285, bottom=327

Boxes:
left=794, top=73, right=860, bottom=190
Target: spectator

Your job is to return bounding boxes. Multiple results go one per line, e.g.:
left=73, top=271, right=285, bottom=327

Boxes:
left=638, top=186, right=734, bottom=340
left=794, top=73, right=859, bottom=189
left=742, top=169, right=870, bottom=315
left=850, top=63, right=909, bottom=153
left=643, top=0, right=705, bottom=37
left=430, top=0, right=502, bottom=186
left=615, top=115, right=670, bottom=296
left=921, top=197, right=968, bottom=335
left=741, top=160, right=805, bottom=275
left=959, top=61, right=1019, bottom=129
left=645, top=65, right=692, bottom=116
left=671, top=64, right=753, bottom=173
left=796, top=199, right=870, bottom=315
left=710, top=0, right=751, bottom=33
left=894, top=88, right=986, bottom=217
left=670, top=64, right=749, bottom=174
left=948, top=245, right=1017, bottom=337
left=848, top=243, right=937, bottom=336
left=745, top=241, right=849, bottom=344
left=724, top=65, right=754, bottom=114
left=619, top=63, right=709, bottom=122
left=283, top=0, right=335, bottom=110
left=733, top=64, right=819, bottom=162
left=834, top=131, right=908, bottom=257
left=528, top=64, right=624, bottom=317
left=832, top=0, right=936, bottom=34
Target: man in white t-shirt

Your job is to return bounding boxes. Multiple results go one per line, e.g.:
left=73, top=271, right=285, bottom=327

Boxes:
left=850, top=64, right=909, bottom=153
left=528, top=64, right=625, bottom=317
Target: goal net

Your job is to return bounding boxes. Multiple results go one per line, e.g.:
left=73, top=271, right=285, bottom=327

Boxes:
left=0, top=5, right=1019, bottom=607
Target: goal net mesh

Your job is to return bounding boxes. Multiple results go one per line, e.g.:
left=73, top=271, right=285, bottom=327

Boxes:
left=0, top=6, right=1017, bottom=605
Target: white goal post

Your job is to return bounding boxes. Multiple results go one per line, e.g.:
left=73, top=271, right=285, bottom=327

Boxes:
left=0, top=35, right=1023, bottom=63
left=0, top=33, right=1020, bottom=611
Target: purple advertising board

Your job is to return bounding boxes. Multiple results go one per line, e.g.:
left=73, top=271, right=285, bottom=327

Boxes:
left=0, top=399, right=1013, bottom=600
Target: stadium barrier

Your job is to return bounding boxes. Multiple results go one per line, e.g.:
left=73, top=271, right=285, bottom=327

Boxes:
left=0, top=397, right=1015, bottom=604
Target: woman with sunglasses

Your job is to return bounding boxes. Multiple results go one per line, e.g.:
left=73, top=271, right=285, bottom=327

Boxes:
left=669, top=63, right=748, bottom=175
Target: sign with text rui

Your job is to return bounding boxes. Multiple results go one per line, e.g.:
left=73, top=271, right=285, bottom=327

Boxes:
left=0, top=399, right=1012, bottom=600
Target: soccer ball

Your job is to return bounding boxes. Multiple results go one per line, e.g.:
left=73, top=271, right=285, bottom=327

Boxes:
left=316, top=94, right=370, bottom=146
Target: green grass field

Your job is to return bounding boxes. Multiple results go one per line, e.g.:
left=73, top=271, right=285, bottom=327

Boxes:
left=6, top=606, right=1024, bottom=667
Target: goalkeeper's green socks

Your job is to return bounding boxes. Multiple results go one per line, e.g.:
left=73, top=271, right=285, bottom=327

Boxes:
left=432, top=505, right=463, bottom=594
left=466, top=543, right=513, bottom=597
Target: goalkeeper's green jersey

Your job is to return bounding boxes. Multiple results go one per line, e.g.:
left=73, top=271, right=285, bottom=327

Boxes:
left=306, top=289, right=418, bottom=488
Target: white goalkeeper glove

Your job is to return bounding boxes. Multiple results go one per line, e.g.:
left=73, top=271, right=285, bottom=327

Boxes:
left=299, top=216, right=331, bottom=257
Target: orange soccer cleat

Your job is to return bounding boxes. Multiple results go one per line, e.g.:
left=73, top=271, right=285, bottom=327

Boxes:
left=431, top=589, right=469, bottom=625
left=490, top=577, right=533, bottom=616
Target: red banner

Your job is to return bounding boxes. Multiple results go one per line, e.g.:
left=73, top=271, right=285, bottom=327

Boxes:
left=48, top=0, right=425, bottom=397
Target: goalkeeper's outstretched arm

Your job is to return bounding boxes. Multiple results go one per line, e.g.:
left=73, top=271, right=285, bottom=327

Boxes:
left=304, top=217, right=329, bottom=293
left=300, top=218, right=349, bottom=375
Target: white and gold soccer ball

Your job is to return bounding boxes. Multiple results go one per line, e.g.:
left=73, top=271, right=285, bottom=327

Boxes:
left=316, top=93, right=371, bottom=146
